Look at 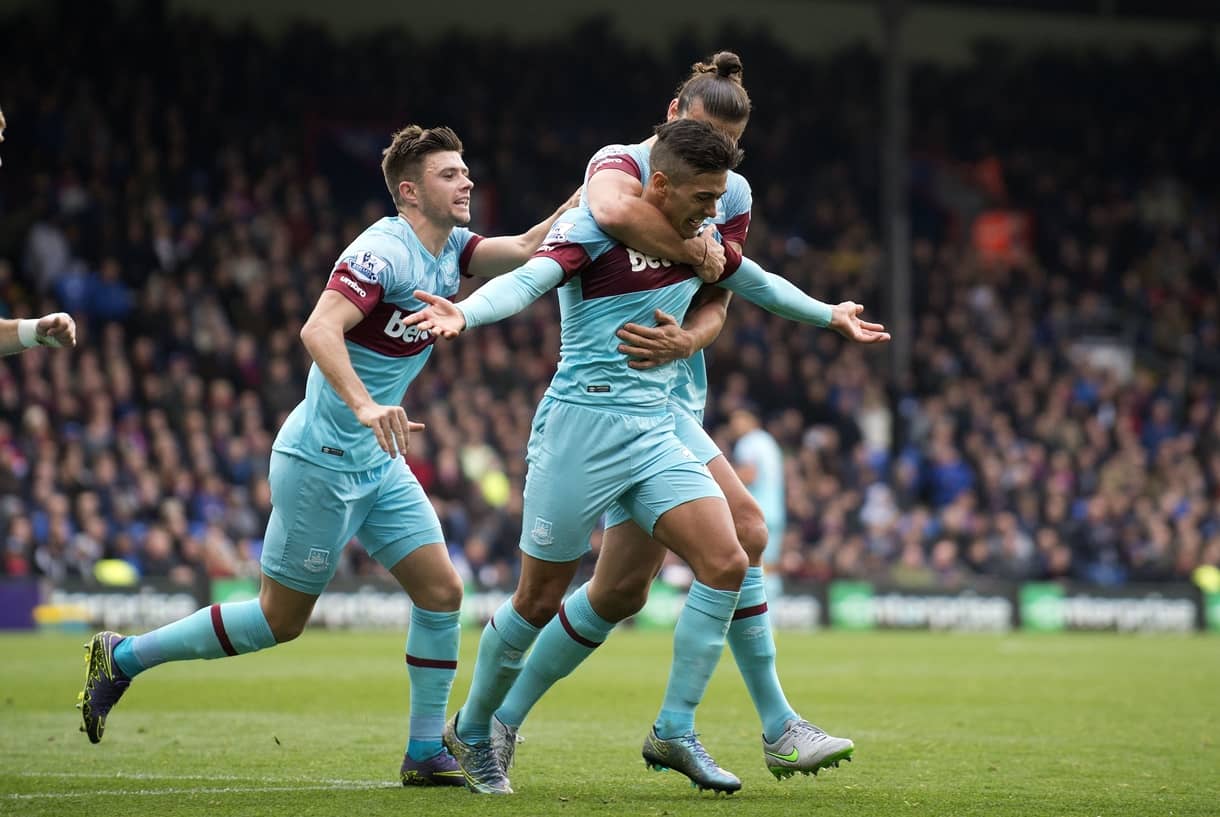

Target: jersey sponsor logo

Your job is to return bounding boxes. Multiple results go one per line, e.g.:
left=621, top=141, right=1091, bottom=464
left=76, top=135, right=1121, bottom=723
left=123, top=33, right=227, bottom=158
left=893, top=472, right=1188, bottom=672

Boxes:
left=577, top=245, right=694, bottom=300
left=343, top=251, right=388, bottom=284
left=626, top=248, right=673, bottom=272
left=338, top=275, right=367, bottom=298
left=383, top=309, right=432, bottom=344
left=304, top=548, right=331, bottom=573
left=530, top=517, right=554, bottom=546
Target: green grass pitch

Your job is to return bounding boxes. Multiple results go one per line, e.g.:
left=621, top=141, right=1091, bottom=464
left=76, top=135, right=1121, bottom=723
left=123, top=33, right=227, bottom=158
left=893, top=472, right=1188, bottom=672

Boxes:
left=1, top=629, right=1217, bottom=816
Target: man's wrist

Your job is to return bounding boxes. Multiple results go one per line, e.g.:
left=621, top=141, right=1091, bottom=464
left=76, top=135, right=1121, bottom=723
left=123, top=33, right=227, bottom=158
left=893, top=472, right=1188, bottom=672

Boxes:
left=684, top=238, right=705, bottom=266
left=17, top=319, right=39, bottom=348
left=682, top=329, right=699, bottom=358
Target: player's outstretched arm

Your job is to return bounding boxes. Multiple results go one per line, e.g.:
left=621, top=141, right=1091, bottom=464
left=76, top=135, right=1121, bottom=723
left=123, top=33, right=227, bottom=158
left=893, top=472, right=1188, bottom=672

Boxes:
left=587, top=170, right=724, bottom=282
left=407, top=256, right=565, bottom=338
left=719, top=257, right=890, bottom=344
left=0, top=312, right=77, bottom=356
left=464, top=188, right=582, bottom=278
left=299, top=291, right=423, bottom=458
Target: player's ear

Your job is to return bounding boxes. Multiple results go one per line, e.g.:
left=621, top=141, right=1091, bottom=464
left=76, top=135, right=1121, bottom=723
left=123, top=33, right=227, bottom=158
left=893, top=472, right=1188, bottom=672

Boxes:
left=650, top=171, right=669, bottom=197
left=665, top=99, right=680, bottom=121
left=398, top=179, right=417, bottom=206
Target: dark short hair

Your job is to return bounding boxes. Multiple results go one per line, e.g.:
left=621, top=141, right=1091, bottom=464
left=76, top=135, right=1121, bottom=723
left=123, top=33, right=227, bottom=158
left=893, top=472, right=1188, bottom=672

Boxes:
left=650, top=118, right=743, bottom=184
left=381, top=125, right=463, bottom=208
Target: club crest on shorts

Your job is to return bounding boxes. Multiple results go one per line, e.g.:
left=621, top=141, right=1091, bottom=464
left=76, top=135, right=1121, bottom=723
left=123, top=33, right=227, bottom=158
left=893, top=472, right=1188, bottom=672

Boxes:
left=304, top=548, right=330, bottom=573
left=530, top=517, right=554, bottom=546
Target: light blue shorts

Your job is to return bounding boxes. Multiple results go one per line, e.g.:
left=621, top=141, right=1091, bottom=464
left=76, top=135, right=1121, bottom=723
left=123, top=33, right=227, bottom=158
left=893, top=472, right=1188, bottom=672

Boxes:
left=261, top=451, right=444, bottom=594
left=519, top=398, right=723, bottom=563
left=603, top=402, right=723, bottom=530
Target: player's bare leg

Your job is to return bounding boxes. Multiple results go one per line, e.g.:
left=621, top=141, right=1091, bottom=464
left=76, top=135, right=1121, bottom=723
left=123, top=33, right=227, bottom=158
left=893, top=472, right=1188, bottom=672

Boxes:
left=587, top=520, right=666, bottom=621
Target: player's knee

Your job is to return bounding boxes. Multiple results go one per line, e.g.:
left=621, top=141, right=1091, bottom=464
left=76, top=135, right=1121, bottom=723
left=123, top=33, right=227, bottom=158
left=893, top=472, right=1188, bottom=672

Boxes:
left=588, top=580, right=646, bottom=623
left=735, top=510, right=770, bottom=565
left=697, top=545, right=749, bottom=591
left=512, top=592, right=563, bottom=628
left=266, top=613, right=307, bottom=643
left=414, top=570, right=464, bottom=612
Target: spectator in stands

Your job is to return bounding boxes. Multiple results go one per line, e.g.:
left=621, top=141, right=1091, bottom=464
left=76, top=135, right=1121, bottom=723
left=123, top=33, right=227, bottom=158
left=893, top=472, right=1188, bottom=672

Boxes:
left=0, top=8, right=1217, bottom=592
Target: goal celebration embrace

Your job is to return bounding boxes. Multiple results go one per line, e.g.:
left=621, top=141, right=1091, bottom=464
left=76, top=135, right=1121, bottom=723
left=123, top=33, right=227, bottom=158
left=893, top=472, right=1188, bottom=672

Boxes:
left=3, top=4, right=1215, bottom=816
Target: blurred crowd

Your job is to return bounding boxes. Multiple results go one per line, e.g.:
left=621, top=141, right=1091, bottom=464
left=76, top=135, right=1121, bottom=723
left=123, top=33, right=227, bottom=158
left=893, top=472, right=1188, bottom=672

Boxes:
left=2, top=3, right=1219, bottom=592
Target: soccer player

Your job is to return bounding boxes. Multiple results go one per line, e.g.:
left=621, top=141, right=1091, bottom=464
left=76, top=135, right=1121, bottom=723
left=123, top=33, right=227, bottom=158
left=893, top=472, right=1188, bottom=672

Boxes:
left=0, top=313, right=77, bottom=355
left=730, top=406, right=786, bottom=594
left=494, top=52, right=859, bottom=789
left=404, top=118, right=886, bottom=794
left=76, top=124, right=578, bottom=787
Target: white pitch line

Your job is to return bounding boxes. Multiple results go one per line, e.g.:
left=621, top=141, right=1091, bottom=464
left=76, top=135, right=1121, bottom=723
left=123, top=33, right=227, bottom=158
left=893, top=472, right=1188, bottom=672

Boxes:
left=6, top=782, right=398, bottom=800
left=12, top=771, right=382, bottom=785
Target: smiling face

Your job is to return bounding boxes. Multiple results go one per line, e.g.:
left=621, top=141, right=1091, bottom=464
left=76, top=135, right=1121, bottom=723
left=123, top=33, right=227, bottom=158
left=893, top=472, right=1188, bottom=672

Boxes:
left=402, top=150, right=473, bottom=228
left=654, top=168, right=728, bottom=239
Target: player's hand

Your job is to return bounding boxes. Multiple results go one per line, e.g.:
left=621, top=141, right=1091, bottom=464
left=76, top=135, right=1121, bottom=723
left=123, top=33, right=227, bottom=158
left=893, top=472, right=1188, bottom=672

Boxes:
left=691, top=232, right=725, bottom=283
left=355, top=403, right=425, bottom=458
left=828, top=301, right=891, bottom=344
left=617, top=308, right=695, bottom=369
left=562, top=186, right=582, bottom=210
left=404, top=290, right=467, bottom=339
left=35, top=312, right=76, bottom=348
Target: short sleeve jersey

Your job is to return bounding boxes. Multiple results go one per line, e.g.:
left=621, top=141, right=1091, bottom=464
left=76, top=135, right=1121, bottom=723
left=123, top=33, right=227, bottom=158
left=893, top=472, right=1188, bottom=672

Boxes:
left=273, top=216, right=482, bottom=470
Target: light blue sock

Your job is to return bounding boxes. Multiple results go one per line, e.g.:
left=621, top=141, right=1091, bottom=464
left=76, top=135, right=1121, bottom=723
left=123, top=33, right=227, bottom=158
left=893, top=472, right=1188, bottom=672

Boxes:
left=654, top=580, right=739, bottom=739
left=728, top=566, right=798, bottom=740
left=112, top=599, right=276, bottom=679
left=405, top=606, right=461, bottom=761
left=496, top=584, right=616, bottom=729
left=456, top=601, right=540, bottom=744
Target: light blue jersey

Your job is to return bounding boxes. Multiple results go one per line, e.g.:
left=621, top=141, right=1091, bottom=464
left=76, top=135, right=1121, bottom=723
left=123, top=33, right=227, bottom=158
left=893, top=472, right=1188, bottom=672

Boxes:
left=531, top=207, right=709, bottom=413
left=582, top=141, right=753, bottom=415
left=455, top=203, right=835, bottom=556
left=273, top=216, right=482, bottom=471
left=735, top=428, right=786, bottom=524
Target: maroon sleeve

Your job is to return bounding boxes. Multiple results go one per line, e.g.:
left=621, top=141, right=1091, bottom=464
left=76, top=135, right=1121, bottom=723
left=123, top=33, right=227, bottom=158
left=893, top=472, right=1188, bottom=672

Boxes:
left=532, top=242, right=591, bottom=284
left=326, top=264, right=383, bottom=315
left=587, top=152, right=643, bottom=183
left=721, top=242, right=743, bottom=278
left=720, top=212, right=751, bottom=247
left=458, top=233, right=485, bottom=278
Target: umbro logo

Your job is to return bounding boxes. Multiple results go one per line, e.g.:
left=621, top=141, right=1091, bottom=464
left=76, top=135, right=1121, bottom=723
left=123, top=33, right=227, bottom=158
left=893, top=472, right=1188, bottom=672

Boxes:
left=338, top=275, right=366, bottom=298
